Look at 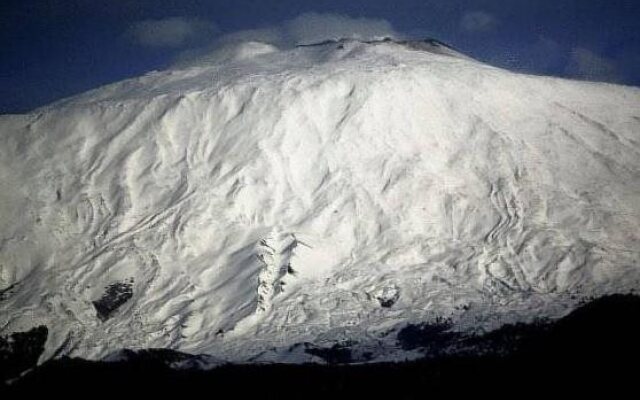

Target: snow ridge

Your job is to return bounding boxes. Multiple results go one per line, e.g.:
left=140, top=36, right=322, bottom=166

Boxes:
left=0, top=39, right=639, bottom=365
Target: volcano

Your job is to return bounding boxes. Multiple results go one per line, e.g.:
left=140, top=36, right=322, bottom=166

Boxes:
left=1, top=38, right=639, bottom=368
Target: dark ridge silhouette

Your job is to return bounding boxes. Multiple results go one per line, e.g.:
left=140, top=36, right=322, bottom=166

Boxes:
left=0, top=326, right=47, bottom=382
left=2, top=295, right=639, bottom=397
left=303, top=341, right=357, bottom=364
left=296, top=37, right=456, bottom=50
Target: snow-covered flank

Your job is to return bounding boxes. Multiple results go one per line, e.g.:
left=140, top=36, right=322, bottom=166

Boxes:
left=1, top=39, right=639, bottom=364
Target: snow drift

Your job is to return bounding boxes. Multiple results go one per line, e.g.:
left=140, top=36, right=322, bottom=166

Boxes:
left=1, top=38, right=639, bottom=364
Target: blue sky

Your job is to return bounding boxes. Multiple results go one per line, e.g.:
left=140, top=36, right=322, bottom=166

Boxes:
left=1, top=0, right=639, bottom=114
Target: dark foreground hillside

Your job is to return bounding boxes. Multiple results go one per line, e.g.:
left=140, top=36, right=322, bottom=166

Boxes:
left=2, top=294, right=639, bottom=398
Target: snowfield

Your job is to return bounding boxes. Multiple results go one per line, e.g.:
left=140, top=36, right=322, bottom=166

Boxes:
left=1, top=39, right=639, bottom=364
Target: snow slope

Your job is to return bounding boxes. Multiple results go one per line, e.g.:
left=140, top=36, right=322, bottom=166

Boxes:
left=1, top=39, right=639, bottom=364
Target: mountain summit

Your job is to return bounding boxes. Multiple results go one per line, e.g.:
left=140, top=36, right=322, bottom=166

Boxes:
left=1, top=39, right=639, bottom=365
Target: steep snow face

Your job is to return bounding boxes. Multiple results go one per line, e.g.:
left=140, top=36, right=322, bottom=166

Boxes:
left=1, top=40, right=639, bottom=364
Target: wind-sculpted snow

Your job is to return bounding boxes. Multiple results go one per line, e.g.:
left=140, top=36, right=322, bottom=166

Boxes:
left=1, top=39, right=639, bottom=365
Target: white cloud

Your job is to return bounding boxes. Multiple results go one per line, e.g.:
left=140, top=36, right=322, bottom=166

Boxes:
left=172, top=13, right=400, bottom=67
left=127, top=17, right=218, bottom=48
left=522, top=36, right=565, bottom=73
left=172, top=28, right=284, bottom=67
left=460, top=11, right=499, bottom=33
left=284, top=13, right=399, bottom=45
left=212, top=13, right=399, bottom=47
left=566, top=47, right=621, bottom=83
left=215, top=28, right=285, bottom=46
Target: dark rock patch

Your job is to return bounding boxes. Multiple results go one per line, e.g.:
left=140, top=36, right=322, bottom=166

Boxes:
left=376, top=289, right=399, bottom=308
left=396, top=317, right=456, bottom=351
left=0, top=325, right=48, bottom=382
left=93, top=280, right=133, bottom=321
left=106, top=348, right=213, bottom=368
left=0, top=283, right=18, bottom=301
left=304, top=341, right=354, bottom=364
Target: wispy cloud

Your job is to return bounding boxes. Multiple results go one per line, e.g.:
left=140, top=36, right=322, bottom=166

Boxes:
left=285, top=13, right=399, bottom=45
left=212, top=12, right=400, bottom=47
left=126, top=17, right=218, bottom=48
left=173, top=13, right=400, bottom=66
left=513, top=36, right=566, bottom=74
left=213, top=28, right=285, bottom=47
left=460, top=11, right=499, bottom=33
left=566, top=47, right=621, bottom=83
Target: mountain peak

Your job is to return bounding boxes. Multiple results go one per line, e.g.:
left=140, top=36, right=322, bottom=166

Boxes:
left=1, top=33, right=639, bottom=366
left=295, top=36, right=472, bottom=60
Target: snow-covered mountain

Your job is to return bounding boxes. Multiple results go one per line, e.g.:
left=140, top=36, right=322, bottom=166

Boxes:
left=1, top=38, right=639, bottom=365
